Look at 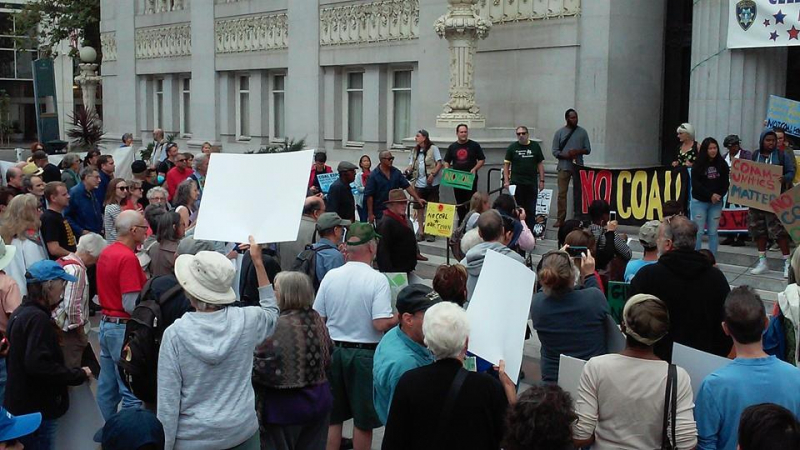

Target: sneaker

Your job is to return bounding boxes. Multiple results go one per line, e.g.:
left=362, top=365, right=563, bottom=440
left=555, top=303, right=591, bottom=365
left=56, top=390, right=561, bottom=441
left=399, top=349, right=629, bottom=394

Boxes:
left=785, top=259, right=790, bottom=279
left=751, top=259, right=769, bottom=275
left=721, top=236, right=735, bottom=246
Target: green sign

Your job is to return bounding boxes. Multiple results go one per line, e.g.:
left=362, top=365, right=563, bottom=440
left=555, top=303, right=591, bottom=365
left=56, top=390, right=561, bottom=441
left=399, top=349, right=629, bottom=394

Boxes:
left=384, top=272, right=408, bottom=310
left=607, top=281, right=630, bottom=325
left=441, top=168, right=476, bottom=191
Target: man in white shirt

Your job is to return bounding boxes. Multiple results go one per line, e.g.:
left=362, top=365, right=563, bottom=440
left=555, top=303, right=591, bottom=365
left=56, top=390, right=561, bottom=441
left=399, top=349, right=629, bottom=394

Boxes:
left=313, top=223, right=398, bottom=450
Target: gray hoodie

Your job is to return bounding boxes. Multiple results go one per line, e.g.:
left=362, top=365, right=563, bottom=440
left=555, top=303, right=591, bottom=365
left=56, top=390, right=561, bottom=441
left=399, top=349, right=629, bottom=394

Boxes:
left=157, top=286, right=279, bottom=450
left=460, top=242, right=526, bottom=302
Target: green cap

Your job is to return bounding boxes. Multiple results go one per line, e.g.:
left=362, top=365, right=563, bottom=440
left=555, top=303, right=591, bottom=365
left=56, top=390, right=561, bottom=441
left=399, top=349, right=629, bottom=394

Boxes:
left=316, top=213, right=351, bottom=232
left=346, top=222, right=381, bottom=246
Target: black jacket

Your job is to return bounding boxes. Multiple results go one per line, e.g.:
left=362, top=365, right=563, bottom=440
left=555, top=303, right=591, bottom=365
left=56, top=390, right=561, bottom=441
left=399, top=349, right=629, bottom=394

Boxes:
left=383, top=359, right=508, bottom=450
left=376, top=213, right=417, bottom=273
left=4, top=301, right=87, bottom=419
left=326, top=179, right=356, bottom=222
left=691, top=158, right=730, bottom=203
left=629, top=249, right=732, bottom=361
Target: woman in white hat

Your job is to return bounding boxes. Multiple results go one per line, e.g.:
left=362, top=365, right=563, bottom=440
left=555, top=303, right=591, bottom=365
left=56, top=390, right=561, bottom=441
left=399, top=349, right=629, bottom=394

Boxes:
left=157, top=236, right=279, bottom=450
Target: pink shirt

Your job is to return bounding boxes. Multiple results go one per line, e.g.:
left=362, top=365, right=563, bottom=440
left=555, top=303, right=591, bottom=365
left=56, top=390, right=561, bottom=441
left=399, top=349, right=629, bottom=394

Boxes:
left=0, top=271, right=22, bottom=333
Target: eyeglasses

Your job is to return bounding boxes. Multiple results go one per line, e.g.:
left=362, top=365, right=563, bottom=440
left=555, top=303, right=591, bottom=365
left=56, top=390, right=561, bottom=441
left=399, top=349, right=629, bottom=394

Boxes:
left=516, top=132, right=528, bottom=136
left=117, top=186, right=129, bottom=191
left=130, top=186, right=142, bottom=191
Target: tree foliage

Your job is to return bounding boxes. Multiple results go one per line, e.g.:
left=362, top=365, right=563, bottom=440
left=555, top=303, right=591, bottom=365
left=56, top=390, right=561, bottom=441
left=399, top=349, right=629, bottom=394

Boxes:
left=245, top=138, right=307, bottom=154
left=13, top=0, right=101, bottom=56
left=67, top=106, right=103, bottom=151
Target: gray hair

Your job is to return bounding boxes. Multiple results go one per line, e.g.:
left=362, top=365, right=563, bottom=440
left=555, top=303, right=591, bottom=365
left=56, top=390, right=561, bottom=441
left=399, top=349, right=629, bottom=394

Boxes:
left=76, top=232, right=107, bottom=258
left=274, top=272, right=315, bottom=311
left=79, top=167, right=98, bottom=180
left=661, top=215, right=697, bottom=251
left=192, top=153, right=208, bottom=171
left=122, top=133, right=133, bottom=143
left=172, top=179, right=196, bottom=210
left=61, top=153, right=81, bottom=169
left=423, top=302, right=470, bottom=360
left=146, top=186, right=168, bottom=201
left=115, top=210, right=142, bottom=236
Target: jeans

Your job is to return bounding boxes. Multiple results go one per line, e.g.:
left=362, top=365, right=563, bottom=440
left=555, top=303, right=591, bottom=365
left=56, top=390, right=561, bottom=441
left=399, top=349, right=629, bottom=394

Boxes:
left=513, top=184, right=538, bottom=230
left=0, top=357, right=6, bottom=406
left=19, top=418, right=57, bottom=450
left=97, top=320, right=141, bottom=421
left=692, top=198, right=723, bottom=256
left=357, top=205, right=368, bottom=222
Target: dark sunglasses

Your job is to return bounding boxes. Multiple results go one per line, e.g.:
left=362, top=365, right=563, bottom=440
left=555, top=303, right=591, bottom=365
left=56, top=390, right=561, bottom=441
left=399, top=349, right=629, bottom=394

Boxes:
left=516, top=132, right=528, bottom=136
left=381, top=156, right=395, bottom=161
left=117, top=186, right=129, bottom=191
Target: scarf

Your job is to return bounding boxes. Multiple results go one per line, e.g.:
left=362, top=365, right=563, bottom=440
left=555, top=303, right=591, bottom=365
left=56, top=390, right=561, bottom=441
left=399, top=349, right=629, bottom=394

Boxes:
left=252, top=308, right=332, bottom=389
left=385, top=209, right=409, bottom=228
left=360, top=169, right=370, bottom=186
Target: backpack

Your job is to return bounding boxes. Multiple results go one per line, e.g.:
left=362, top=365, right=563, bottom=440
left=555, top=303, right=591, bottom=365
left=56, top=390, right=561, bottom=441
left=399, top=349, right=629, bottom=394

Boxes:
left=290, top=244, right=334, bottom=290
left=117, top=277, right=183, bottom=404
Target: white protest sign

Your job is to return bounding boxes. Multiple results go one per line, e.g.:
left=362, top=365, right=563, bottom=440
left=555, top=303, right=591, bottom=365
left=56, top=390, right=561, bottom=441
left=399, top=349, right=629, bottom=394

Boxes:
left=672, top=343, right=731, bottom=399
left=557, top=354, right=587, bottom=400
left=48, top=146, right=136, bottom=180
left=193, top=150, right=314, bottom=243
left=466, top=250, right=535, bottom=384
left=536, top=188, right=553, bottom=215
left=508, top=185, right=516, bottom=196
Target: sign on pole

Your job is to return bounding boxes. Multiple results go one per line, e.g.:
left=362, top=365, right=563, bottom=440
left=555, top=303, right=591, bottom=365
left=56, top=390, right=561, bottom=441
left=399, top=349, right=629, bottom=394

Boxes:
left=728, top=158, right=783, bottom=211
left=424, top=202, right=457, bottom=237
left=770, top=184, right=800, bottom=243
left=766, top=95, right=800, bottom=137
left=441, top=168, right=476, bottom=191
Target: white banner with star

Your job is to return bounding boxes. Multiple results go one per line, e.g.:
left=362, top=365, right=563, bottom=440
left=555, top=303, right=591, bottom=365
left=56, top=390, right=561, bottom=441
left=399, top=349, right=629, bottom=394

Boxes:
left=727, top=0, right=800, bottom=49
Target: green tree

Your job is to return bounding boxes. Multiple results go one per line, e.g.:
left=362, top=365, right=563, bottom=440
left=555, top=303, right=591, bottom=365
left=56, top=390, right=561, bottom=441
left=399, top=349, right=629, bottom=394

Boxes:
left=13, top=0, right=101, bottom=57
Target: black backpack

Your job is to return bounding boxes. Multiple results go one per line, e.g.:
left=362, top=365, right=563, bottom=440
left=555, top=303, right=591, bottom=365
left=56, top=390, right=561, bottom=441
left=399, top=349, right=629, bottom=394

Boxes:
left=117, top=277, right=183, bottom=404
left=290, top=244, right=334, bottom=290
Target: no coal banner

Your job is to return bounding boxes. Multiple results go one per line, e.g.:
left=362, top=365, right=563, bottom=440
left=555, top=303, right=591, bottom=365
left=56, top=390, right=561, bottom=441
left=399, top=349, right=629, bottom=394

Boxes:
left=425, top=202, right=456, bottom=237
left=571, top=165, right=688, bottom=226
left=770, top=184, right=800, bottom=243
left=728, top=158, right=783, bottom=211
left=766, top=95, right=800, bottom=137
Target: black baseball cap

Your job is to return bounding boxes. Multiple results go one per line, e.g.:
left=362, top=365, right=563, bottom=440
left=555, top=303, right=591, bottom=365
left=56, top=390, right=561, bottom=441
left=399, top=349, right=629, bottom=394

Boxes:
left=98, top=408, right=165, bottom=448
left=131, top=160, right=150, bottom=174
left=397, top=284, right=441, bottom=315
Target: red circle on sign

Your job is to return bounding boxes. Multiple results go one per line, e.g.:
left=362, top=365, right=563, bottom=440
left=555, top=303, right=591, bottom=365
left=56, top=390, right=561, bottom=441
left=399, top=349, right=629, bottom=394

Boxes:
left=438, top=204, right=444, bottom=212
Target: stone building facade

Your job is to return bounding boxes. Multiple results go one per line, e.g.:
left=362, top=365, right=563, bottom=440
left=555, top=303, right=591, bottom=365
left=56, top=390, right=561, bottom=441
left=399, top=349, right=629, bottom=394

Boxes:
left=99, top=0, right=790, bottom=170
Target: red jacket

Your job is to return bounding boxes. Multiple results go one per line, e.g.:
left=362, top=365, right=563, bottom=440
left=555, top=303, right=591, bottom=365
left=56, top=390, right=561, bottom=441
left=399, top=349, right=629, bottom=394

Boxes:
left=166, top=166, right=192, bottom=201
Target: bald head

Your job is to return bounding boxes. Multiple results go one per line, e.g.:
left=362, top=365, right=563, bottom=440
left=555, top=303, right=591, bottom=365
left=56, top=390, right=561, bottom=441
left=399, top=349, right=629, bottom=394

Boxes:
left=477, top=210, right=503, bottom=242
left=303, top=196, right=325, bottom=218
left=116, top=210, right=145, bottom=236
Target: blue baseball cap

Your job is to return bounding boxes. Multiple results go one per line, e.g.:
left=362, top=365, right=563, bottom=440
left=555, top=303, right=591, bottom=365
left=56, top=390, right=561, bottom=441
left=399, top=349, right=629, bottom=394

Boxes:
left=0, top=407, right=42, bottom=442
left=98, top=408, right=165, bottom=449
left=26, top=260, right=77, bottom=284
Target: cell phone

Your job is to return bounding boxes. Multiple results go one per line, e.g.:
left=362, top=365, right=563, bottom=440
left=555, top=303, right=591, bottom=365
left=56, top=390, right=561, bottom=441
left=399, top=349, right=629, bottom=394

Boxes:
left=566, top=246, right=588, bottom=258
left=610, top=211, right=617, bottom=222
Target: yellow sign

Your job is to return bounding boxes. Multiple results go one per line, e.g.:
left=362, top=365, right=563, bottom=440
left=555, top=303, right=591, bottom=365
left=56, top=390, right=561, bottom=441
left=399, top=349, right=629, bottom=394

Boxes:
left=425, top=202, right=457, bottom=238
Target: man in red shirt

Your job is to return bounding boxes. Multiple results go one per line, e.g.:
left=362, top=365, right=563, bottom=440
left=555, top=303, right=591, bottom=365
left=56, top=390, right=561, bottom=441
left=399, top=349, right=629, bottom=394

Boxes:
left=95, top=210, right=148, bottom=420
left=165, top=153, right=192, bottom=201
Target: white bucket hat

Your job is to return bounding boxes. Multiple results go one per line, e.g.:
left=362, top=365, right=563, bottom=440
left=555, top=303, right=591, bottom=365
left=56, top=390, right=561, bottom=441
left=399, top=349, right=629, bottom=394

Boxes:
left=0, top=241, right=17, bottom=272
left=174, top=251, right=236, bottom=305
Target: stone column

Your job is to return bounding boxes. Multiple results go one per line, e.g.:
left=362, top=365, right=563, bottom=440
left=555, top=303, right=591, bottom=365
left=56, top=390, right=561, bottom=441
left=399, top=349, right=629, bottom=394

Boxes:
left=287, top=0, right=321, bottom=146
left=434, top=0, right=491, bottom=129
left=689, top=0, right=786, bottom=149
left=189, top=0, right=219, bottom=147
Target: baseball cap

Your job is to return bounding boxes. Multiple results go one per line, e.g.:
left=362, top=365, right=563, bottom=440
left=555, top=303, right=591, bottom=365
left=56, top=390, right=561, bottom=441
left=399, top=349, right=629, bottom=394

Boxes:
left=397, top=284, right=441, bottom=315
left=99, top=408, right=165, bottom=449
left=316, top=212, right=351, bottom=232
left=131, top=160, right=149, bottom=175
left=723, top=134, right=741, bottom=147
left=26, top=260, right=78, bottom=283
left=639, top=220, right=660, bottom=249
left=346, top=222, right=381, bottom=246
left=337, top=161, right=358, bottom=172
left=0, top=407, right=41, bottom=443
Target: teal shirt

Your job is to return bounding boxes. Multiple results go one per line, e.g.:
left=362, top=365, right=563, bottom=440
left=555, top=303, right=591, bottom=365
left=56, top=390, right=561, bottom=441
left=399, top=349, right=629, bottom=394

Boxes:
left=372, top=326, right=435, bottom=424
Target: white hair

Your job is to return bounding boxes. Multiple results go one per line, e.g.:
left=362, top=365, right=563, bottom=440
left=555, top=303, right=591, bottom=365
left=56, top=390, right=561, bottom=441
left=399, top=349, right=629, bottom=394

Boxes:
left=115, top=210, right=142, bottom=236
left=146, top=186, right=168, bottom=200
left=460, top=228, right=482, bottom=255
left=193, top=153, right=208, bottom=171
left=76, top=232, right=107, bottom=257
left=423, top=302, right=470, bottom=360
left=677, top=123, right=695, bottom=139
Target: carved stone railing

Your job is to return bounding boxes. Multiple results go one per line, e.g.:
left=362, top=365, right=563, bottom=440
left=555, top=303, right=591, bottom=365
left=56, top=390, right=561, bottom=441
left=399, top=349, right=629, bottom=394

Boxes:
left=476, top=0, right=580, bottom=24
left=101, top=32, right=117, bottom=62
left=215, top=13, right=288, bottom=53
left=135, top=24, right=192, bottom=59
left=215, top=0, right=243, bottom=3
left=320, top=0, right=419, bottom=46
left=143, top=0, right=186, bottom=14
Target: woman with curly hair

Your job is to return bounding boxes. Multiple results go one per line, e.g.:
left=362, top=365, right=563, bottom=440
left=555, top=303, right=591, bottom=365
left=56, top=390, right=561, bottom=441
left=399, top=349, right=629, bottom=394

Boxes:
left=103, top=178, right=130, bottom=243
left=0, top=194, right=47, bottom=296
left=503, top=384, right=576, bottom=450
left=432, top=264, right=468, bottom=307
left=172, top=179, right=199, bottom=230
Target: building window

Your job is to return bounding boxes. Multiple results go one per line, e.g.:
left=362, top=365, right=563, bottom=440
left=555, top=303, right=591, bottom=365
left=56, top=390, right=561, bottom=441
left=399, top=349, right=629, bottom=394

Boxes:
left=154, top=78, right=164, bottom=129
left=273, top=75, right=285, bottom=139
left=347, top=72, right=364, bottom=143
left=180, top=78, right=191, bottom=136
left=236, top=75, right=250, bottom=140
left=392, top=70, right=412, bottom=145
left=0, top=11, right=38, bottom=80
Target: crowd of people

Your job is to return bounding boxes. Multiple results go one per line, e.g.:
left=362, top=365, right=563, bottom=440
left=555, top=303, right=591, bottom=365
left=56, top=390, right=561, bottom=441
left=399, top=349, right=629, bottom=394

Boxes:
left=0, top=115, right=795, bottom=450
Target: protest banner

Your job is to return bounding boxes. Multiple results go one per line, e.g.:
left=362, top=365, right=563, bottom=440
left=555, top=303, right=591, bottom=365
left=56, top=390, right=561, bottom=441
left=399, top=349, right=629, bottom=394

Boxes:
left=770, top=184, right=800, bottom=243
left=719, top=199, right=749, bottom=234
left=766, top=95, right=800, bottom=137
left=557, top=355, right=587, bottom=400
left=532, top=189, right=553, bottom=239
left=466, top=250, right=535, bottom=384
left=317, top=172, right=339, bottom=194
left=424, top=202, right=457, bottom=238
left=672, top=343, right=731, bottom=399
left=571, top=165, right=689, bottom=226
left=47, top=146, right=136, bottom=180
left=194, top=150, right=314, bottom=243
left=441, top=168, right=476, bottom=190
left=727, top=1, right=800, bottom=50
left=728, top=158, right=783, bottom=211
left=607, top=281, right=629, bottom=325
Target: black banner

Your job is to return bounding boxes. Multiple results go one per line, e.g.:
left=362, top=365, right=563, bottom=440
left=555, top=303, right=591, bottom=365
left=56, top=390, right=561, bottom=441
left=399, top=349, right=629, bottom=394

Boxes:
left=571, top=165, right=689, bottom=226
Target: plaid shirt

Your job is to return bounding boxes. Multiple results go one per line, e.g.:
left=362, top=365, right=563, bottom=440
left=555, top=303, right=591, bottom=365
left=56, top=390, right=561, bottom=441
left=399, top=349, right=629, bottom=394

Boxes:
left=589, top=223, right=632, bottom=261
left=51, top=254, right=89, bottom=333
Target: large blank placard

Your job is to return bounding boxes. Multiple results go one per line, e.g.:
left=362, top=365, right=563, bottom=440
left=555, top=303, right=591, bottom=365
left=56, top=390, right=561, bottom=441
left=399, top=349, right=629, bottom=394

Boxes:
left=466, top=249, right=535, bottom=384
left=672, top=343, right=731, bottom=399
left=193, top=150, right=314, bottom=244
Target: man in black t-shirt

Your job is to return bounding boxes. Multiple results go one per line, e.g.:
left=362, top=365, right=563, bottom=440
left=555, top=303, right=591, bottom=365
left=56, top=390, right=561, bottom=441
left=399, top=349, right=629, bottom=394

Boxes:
left=444, top=123, right=486, bottom=223
left=41, top=182, right=78, bottom=260
left=326, top=161, right=357, bottom=222
left=32, top=150, right=62, bottom=183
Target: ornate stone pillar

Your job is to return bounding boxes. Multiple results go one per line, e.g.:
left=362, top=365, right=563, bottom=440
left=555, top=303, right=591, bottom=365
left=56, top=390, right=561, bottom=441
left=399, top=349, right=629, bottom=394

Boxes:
left=434, top=0, right=491, bottom=129
left=74, top=46, right=102, bottom=113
